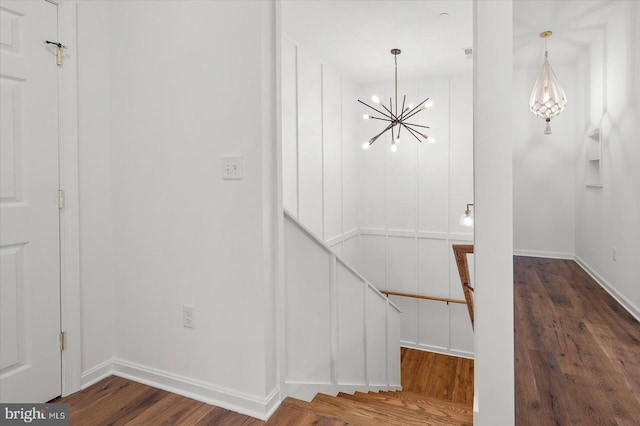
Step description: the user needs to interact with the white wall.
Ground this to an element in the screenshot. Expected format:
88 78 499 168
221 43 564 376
574 0 640 318
281 37 360 266
512 0 640 321
76 1 279 419
76 0 115 380
512 64 578 258
474 1 514 424
357 76 475 357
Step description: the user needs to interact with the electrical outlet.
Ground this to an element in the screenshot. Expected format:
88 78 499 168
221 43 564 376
612 247 617 262
183 304 195 329
222 155 243 180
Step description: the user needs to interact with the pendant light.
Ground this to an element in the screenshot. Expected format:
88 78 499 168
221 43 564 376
529 31 567 135
359 49 434 152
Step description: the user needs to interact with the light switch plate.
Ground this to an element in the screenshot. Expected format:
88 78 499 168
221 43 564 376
222 155 243 180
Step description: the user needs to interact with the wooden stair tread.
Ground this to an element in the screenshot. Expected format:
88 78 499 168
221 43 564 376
337 391 472 423
368 390 472 411
282 393 472 426
267 404 351 425
338 391 472 419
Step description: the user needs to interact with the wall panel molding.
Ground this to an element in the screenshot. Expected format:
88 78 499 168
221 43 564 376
357 76 474 357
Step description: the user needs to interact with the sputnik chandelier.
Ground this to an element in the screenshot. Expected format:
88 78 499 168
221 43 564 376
529 31 567 134
359 49 434 152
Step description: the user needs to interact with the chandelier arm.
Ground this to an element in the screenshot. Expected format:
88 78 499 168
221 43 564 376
401 123 423 143
370 123 395 143
402 98 428 118
401 95 406 118
358 99 394 120
402 97 431 121
369 116 392 122
381 102 399 120
386 98 399 120
403 122 431 129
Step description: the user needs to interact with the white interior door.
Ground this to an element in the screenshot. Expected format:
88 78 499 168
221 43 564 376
0 0 61 402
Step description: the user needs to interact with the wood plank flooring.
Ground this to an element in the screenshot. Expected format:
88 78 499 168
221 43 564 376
55 349 471 425
400 347 474 406
55 256 640 425
514 256 640 425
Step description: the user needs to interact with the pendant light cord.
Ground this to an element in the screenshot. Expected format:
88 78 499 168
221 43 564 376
545 37 548 58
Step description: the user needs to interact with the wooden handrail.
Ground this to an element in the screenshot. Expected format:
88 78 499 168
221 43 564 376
453 244 475 330
379 290 466 305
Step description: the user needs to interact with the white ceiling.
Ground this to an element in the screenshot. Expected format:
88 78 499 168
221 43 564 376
514 0 623 68
282 0 621 84
282 0 473 84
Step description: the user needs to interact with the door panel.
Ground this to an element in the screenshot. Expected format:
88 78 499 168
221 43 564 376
0 0 61 403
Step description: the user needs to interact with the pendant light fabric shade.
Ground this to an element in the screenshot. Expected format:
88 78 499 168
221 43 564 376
529 58 567 121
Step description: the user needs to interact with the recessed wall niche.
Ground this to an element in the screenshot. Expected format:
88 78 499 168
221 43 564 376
586 128 602 188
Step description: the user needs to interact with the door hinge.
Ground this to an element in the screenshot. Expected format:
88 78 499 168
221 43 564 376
59 332 65 351
58 189 64 209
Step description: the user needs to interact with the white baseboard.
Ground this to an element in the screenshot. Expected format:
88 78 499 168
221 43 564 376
473 395 479 423
81 358 280 421
401 342 474 360
81 359 114 389
513 249 574 260
574 255 640 323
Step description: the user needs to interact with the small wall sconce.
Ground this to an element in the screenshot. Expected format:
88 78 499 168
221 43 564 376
460 203 474 227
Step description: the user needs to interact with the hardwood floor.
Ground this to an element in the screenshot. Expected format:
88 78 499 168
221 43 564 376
56 256 640 425
514 256 640 425
400 347 474 406
55 349 471 425
55 376 266 425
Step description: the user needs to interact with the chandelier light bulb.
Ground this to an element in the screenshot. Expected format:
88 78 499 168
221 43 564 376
372 95 381 104
363 114 371 120
421 134 435 143
424 99 434 108
390 143 398 153
408 103 414 109
362 142 371 150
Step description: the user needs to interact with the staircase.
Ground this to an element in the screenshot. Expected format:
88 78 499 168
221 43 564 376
270 390 472 425
281 214 473 424
282 212 401 401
